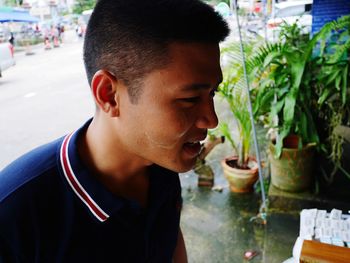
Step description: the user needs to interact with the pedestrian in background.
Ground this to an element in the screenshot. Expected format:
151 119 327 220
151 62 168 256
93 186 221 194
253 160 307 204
0 0 229 262
8 32 14 46
59 24 65 43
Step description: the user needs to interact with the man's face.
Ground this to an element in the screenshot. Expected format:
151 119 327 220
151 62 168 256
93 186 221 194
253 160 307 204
118 42 222 173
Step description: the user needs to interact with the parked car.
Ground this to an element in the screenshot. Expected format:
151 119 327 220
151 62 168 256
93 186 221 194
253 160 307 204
0 42 15 77
266 0 313 41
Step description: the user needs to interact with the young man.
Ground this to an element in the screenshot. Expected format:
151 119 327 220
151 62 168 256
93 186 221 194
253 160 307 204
0 0 229 262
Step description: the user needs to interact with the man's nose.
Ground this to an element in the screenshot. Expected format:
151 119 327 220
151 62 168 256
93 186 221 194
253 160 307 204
195 100 219 129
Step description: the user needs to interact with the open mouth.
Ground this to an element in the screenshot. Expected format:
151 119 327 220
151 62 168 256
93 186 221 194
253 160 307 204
183 141 202 157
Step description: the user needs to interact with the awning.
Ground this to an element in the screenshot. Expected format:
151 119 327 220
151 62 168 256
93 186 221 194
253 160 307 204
0 9 39 23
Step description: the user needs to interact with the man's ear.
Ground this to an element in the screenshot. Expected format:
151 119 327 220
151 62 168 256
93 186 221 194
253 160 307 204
91 70 120 117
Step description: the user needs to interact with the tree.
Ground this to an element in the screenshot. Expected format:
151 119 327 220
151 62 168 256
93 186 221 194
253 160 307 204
72 0 96 14
205 0 229 4
4 0 23 7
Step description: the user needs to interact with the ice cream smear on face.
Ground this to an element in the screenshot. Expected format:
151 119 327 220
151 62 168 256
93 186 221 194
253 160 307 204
145 131 203 156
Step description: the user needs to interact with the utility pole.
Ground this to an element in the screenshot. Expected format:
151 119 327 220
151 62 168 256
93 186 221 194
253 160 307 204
229 0 237 13
271 0 275 19
261 0 268 40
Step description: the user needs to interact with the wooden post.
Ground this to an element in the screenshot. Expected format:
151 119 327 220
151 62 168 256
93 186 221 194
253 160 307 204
300 240 350 263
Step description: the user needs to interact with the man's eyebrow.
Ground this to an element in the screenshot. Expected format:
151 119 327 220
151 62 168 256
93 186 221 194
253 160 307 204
181 80 223 91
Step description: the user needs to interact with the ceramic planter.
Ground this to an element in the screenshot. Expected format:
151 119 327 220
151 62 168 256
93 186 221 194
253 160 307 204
269 135 315 192
221 156 259 193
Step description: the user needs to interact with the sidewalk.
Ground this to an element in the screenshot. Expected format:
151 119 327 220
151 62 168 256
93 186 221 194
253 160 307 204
13 29 82 57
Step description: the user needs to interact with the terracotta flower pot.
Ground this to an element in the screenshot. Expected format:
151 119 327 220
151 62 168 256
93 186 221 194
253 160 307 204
221 156 259 193
269 135 315 192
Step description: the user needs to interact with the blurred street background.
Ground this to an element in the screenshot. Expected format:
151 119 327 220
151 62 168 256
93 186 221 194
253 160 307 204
0 33 94 169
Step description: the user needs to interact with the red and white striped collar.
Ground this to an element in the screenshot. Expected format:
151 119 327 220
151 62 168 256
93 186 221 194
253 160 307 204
60 132 109 222
59 120 177 223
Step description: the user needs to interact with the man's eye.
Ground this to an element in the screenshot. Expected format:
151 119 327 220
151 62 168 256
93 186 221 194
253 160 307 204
181 97 200 103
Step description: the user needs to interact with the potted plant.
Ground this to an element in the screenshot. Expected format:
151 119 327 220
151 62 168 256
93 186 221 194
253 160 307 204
250 22 318 192
217 44 260 193
308 15 350 187
248 15 350 192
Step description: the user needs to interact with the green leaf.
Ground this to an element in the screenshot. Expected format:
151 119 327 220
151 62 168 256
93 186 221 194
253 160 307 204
263 51 282 68
283 88 297 126
328 39 350 64
305 111 320 145
274 128 290 159
257 89 275 116
277 85 290 97
275 72 289 87
325 69 342 87
335 75 341 91
281 52 306 126
259 77 274 89
270 99 285 119
219 123 238 154
318 87 332 105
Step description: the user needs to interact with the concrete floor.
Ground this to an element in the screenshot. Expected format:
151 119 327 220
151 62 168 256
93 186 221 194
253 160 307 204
179 135 350 263
179 143 299 263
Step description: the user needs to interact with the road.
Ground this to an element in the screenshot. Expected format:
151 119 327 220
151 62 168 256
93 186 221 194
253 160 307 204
0 37 94 169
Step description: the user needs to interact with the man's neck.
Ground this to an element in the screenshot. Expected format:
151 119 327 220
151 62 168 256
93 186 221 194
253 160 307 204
77 117 151 207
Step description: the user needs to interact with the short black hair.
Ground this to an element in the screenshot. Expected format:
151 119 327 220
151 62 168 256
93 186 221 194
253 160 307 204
83 0 230 103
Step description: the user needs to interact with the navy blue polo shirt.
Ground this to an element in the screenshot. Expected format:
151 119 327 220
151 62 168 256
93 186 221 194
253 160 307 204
0 120 182 263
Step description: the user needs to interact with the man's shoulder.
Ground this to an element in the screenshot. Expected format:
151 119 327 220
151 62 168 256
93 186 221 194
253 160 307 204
0 136 64 203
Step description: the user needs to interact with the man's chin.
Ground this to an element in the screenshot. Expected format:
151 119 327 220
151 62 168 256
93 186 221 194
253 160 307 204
167 158 198 173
